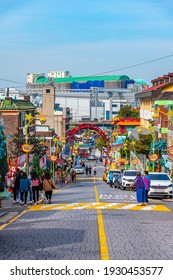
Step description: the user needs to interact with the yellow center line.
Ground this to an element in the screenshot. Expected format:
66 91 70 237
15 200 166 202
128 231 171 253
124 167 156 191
0 210 28 231
94 184 109 260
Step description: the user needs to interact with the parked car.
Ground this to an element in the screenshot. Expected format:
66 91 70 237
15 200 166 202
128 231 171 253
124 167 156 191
81 158 88 162
121 170 138 190
148 172 172 198
107 169 122 184
73 165 85 174
88 155 97 160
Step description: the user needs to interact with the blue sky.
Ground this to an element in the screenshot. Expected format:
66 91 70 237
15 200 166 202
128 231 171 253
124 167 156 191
0 0 173 87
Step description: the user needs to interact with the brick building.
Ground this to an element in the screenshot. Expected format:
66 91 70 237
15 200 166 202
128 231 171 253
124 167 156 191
0 96 55 171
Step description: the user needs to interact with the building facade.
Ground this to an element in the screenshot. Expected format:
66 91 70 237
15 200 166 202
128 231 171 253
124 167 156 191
26 72 147 121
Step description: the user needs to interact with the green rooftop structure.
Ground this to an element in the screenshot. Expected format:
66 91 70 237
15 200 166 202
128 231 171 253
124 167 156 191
34 74 131 84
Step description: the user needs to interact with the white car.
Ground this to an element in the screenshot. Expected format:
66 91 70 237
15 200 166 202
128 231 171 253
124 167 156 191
148 172 172 198
73 165 85 174
121 170 138 190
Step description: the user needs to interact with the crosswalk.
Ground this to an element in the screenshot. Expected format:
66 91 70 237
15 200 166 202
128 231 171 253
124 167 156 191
29 202 171 212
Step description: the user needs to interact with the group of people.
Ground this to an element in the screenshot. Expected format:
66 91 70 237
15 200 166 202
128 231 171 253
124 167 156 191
11 168 56 206
108 169 150 206
85 165 97 176
130 170 150 206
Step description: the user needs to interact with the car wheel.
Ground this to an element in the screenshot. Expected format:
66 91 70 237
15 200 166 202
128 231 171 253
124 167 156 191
120 185 125 190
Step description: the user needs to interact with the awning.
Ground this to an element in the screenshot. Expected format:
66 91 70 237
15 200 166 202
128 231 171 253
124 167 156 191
112 142 123 147
119 122 140 126
56 159 65 164
116 162 124 165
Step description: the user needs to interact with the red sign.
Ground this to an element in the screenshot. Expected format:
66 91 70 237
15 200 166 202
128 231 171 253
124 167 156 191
56 159 64 164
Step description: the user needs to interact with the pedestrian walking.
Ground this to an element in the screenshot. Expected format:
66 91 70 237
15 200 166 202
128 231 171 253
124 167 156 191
85 165 89 176
108 171 113 188
130 171 145 206
143 170 150 204
43 172 56 204
31 171 40 205
20 172 31 206
88 165 92 176
12 169 22 204
93 165 96 176
39 175 45 202
70 169 76 183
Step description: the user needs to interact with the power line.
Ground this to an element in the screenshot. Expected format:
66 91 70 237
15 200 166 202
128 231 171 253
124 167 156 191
0 78 25 85
1 54 173 86
92 54 173 76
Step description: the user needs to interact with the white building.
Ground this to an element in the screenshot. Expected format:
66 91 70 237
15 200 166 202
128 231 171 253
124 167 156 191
48 71 70 79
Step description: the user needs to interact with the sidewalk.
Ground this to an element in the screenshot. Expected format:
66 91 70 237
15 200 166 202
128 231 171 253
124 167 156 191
0 197 25 226
0 183 65 226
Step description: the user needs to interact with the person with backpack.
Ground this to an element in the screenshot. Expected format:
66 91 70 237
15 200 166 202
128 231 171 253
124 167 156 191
30 171 40 205
20 172 31 206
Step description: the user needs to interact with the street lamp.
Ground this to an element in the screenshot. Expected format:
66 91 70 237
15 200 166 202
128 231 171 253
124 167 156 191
131 140 137 169
123 142 129 170
23 112 46 176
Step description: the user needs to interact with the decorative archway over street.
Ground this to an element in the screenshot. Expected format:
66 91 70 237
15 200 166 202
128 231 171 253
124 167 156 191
68 123 109 145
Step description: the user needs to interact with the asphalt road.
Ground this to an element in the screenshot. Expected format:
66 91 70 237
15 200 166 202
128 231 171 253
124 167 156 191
0 162 173 260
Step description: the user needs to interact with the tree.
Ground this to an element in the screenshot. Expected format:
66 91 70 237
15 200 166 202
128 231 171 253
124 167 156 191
95 137 107 152
8 131 47 159
32 154 43 176
118 105 140 118
135 134 152 155
0 116 8 180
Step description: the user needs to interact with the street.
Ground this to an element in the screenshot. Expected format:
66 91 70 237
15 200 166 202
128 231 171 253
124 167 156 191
0 162 173 260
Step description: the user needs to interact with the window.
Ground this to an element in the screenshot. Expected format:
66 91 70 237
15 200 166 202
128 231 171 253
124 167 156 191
106 111 110 120
19 112 26 127
112 104 117 107
46 89 50 93
149 174 170 180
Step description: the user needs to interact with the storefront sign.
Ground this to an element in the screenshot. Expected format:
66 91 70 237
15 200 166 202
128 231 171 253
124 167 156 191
148 154 158 162
132 159 138 164
50 155 57 162
21 144 34 153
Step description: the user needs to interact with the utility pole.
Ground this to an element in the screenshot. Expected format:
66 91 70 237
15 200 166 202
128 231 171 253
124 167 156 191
90 87 99 120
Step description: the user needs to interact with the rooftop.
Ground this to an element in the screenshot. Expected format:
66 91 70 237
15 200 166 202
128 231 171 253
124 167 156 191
0 99 36 110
